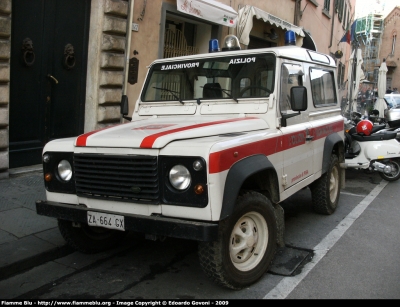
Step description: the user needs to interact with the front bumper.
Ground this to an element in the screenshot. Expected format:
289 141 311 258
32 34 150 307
36 200 219 242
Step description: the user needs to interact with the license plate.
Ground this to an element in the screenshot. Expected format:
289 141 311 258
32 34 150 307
87 211 125 231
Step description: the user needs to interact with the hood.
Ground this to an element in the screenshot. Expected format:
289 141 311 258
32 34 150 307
75 116 268 149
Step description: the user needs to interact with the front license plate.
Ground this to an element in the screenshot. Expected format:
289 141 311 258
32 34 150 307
87 211 125 231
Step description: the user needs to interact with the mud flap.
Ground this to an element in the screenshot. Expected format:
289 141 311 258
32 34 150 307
340 166 346 189
273 203 285 248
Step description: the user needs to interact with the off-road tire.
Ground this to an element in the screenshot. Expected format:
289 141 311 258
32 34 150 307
310 154 341 215
378 159 400 182
58 219 127 254
198 191 278 290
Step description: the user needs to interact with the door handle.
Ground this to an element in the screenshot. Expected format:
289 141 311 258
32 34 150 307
305 128 314 142
47 74 59 84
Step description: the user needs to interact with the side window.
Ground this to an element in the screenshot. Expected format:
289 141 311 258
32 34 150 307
280 63 303 113
310 68 337 106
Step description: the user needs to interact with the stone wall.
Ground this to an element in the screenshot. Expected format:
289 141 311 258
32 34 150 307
0 0 11 179
87 0 129 131
0 0 130 178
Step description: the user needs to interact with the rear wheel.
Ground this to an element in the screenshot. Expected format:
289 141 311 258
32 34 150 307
198 191 278 290
58 219 127 254
378 159 400 181
310 154 341 215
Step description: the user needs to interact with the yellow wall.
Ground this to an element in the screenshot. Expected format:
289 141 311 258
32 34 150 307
125 0 353 111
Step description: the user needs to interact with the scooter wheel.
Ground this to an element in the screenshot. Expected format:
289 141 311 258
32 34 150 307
378 159 400 182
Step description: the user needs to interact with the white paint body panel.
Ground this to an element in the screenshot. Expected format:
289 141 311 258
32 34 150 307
41 45 344 224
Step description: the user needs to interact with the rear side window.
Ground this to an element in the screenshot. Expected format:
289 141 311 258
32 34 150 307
310 68 337 107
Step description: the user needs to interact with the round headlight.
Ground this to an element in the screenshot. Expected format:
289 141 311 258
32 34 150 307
58 160 72 181
169 165 191 190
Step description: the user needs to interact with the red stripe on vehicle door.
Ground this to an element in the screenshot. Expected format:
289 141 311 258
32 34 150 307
209 119 344 174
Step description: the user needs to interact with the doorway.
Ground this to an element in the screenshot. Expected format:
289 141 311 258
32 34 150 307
9 0 91 168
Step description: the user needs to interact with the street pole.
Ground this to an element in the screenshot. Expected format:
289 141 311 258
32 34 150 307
349 39 359 116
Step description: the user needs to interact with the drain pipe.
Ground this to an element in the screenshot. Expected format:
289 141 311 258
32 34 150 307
294 0 301 26
121 0 135 123
329 0 336 48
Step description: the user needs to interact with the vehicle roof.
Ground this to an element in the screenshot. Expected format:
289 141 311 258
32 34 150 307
149 46 336 68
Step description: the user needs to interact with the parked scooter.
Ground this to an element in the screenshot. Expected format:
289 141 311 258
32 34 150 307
368 109 400 140
342 112 400 181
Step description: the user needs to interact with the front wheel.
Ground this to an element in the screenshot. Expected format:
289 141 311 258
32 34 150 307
198 191 278 290
378 159 400 181
310 154 341 215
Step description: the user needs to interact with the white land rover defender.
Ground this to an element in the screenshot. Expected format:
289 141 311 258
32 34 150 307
36 34 345 290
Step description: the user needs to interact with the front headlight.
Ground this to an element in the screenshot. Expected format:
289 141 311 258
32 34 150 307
160 156 208 207
58 160 72 181
43 151 75 194
169 165 191 190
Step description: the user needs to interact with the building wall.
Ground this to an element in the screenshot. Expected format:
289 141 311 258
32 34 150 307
1 0 355 177
126 0 356 112
380 6 399 90
0 0 10 179
299 0 356 101
84 0 130 132
126 0 299 112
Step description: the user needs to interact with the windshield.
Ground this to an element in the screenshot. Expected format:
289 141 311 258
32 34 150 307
141 53 276 102
385 95 400 108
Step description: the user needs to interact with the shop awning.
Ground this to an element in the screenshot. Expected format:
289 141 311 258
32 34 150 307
177 0 238 28
237 5 305 46
302 30 317 51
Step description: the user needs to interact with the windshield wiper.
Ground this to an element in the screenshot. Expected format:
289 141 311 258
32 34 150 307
221 88 238 102
153 87 183 104
200 86 238 102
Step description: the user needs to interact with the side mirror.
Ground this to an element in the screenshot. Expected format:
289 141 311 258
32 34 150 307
281 86 307 127
290 86 307 111
120 95 132 121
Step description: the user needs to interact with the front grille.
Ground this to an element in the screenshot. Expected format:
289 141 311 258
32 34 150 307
74 154 159 204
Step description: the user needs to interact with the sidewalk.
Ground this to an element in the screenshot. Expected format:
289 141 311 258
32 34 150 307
0 167 72 281
1 166 399 298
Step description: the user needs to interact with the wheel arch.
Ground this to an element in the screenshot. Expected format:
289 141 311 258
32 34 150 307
322 133 345 174
219 154 279 221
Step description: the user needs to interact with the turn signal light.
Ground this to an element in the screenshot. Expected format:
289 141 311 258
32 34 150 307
194 184 205 195
44 173 52 182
